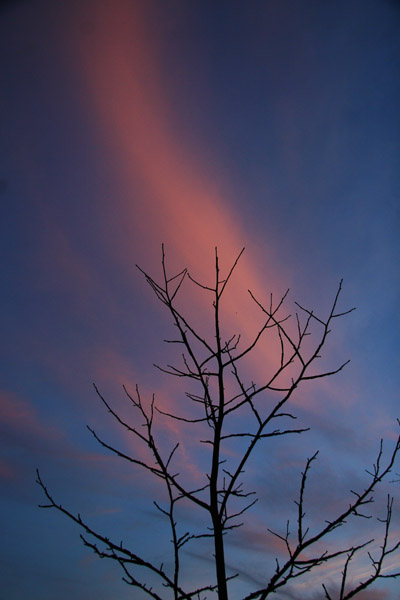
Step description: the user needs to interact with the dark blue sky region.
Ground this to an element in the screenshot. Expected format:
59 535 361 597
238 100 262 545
1 1 399 599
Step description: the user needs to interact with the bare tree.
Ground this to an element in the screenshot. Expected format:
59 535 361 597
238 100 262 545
37 247 400 600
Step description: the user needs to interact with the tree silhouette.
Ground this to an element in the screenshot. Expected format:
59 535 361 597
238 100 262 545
37 247 400 599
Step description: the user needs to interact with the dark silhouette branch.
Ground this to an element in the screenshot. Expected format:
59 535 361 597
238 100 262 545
37 248 399 600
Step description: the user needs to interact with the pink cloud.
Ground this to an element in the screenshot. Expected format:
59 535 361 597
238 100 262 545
70 0 290 368
0 458 15 480
0 388 130 489
15 1 355 439
313 585 391 600
0 389 62 442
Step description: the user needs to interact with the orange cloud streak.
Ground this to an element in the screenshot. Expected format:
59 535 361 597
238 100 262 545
61 1 362 432
71 0 290 386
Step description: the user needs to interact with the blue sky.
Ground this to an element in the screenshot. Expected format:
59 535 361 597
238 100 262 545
1 1 399 598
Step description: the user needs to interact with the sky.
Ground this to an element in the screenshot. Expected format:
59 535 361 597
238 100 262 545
1 0 400 598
